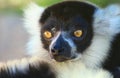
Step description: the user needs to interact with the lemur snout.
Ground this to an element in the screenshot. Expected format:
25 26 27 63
50 40 76 62
51 47 64 56
51 45 68 62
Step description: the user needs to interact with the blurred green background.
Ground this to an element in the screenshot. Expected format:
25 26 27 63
0 0 120 14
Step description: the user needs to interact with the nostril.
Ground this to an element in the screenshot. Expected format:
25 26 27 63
51 49 58 55
51 48 65 55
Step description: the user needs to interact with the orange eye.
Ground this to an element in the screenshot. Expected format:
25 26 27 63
43 31 52 39
74 30 83 37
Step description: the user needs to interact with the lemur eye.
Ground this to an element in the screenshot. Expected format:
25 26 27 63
74 30 83 37
43 31 52 39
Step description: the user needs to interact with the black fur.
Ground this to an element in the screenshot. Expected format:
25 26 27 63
0 62 56 78
103 34 120 78
40 1 96 24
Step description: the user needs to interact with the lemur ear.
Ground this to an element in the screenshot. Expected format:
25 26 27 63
24 2 45 36
93 4 120 36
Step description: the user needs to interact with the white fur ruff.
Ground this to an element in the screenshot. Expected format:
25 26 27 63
82 4 120 68
23 3 51 60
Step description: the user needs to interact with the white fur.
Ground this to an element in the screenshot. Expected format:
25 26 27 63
82 4 120 68
0 56 42 74
81 34 111 68
54 62 113 78
0 56 113 78
94 4 120 37
24 3 51 60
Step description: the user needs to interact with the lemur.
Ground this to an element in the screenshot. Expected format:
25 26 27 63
0 1 120 78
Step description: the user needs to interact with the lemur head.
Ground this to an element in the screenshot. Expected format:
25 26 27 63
25 1 120 68
40 1 96 62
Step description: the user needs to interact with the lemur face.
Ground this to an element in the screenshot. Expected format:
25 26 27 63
40 1 96 62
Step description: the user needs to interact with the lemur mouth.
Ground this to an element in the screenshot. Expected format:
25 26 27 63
53 55 76 62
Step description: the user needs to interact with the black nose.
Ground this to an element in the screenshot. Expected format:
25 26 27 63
50 35 73 62
51 47 74 62
51 47 64 56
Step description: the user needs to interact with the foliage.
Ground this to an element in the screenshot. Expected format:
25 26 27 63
0 0 120 13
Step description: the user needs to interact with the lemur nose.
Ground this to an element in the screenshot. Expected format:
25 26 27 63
51 47 64 56
51 49 58 55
